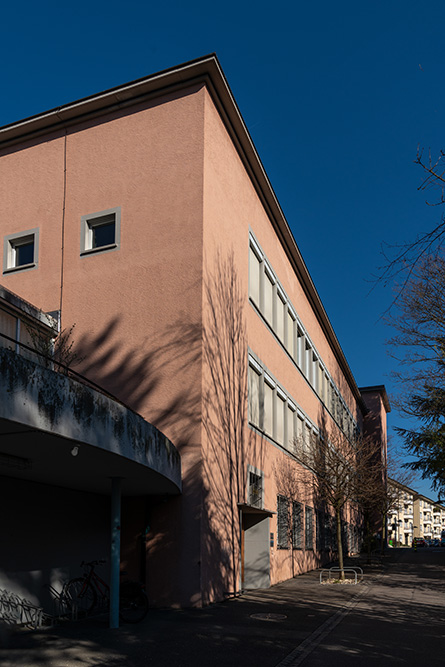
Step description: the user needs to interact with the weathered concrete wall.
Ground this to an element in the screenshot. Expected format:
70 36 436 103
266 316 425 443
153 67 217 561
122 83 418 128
0 348 181 493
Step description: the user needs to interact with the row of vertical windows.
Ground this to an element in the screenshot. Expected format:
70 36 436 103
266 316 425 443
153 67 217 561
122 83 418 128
249 235 357 441
277 496 360 553
293 501 304 548
248 355 317 454
277 496 313 550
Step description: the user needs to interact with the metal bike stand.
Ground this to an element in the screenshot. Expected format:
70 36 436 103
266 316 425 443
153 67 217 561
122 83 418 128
319 566 363 584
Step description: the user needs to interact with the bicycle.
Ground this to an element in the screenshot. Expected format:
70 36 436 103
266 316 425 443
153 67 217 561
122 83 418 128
64 559 149 623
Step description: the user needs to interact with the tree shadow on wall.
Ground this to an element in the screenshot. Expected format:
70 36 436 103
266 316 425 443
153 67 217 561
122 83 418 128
200 250 264 602
71 311 202 450
21 249 261 606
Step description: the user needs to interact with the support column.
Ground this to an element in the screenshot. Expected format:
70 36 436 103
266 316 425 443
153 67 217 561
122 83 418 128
110 477 122 629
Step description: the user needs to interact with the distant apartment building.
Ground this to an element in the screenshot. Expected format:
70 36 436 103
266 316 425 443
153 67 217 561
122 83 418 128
387 480 415 546
415 495 445 540
388 479 445 545
0 55 389 613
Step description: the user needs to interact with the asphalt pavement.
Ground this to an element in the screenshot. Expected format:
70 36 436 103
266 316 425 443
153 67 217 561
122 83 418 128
2 548 445 666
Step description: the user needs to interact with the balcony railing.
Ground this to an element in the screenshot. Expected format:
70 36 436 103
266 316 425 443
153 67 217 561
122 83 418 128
0 330 133 412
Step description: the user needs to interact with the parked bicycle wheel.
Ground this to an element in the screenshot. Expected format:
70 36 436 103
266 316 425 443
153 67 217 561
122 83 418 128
119 581 148 623
64 577 97 615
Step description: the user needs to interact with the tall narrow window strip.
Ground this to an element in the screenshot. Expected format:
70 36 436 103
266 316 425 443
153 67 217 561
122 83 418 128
312 353 318 392
302 422 310 458
318 363 323 398
277 496 289 548
264 272 274 326
296 415 304 457
286 310 295 358
287 405 295 451
249 246 261 307
305 343 312 381
324 372 329 405
305 507 314 549
292 501 303 549
248 365 261 427
297 329 304 372
276 393 285 445
330 385 336 416
276 293 285 342
263 380 274 436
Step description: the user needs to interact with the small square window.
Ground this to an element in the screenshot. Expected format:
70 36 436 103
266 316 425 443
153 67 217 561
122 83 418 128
248 471 263 508
247 465 264 510
3 229 39 273
81 207 121 256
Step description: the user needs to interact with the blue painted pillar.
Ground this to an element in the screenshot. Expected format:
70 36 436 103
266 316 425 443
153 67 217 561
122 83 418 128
110 477 122 629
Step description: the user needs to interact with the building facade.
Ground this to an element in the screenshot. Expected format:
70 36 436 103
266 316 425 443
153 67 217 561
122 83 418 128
387 479 445 545
0 55 389 610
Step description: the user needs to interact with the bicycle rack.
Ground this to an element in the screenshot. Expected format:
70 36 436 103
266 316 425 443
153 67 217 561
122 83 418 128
45 583 79 623
0 588 45 629
319 566 363 585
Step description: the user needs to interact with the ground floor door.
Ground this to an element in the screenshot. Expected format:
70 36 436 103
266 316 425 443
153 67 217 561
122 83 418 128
242 513 270 590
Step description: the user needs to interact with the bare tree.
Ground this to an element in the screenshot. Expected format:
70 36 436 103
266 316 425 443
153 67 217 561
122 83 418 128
201 249 258 599
273 457 312 578
294 428 384 579
378 149 445 299
416 148 445 207
25 320 85 372
379 447 418 550
386 256 445 497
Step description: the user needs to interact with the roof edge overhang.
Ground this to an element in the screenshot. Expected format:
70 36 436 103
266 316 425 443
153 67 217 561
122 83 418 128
0 54 364 412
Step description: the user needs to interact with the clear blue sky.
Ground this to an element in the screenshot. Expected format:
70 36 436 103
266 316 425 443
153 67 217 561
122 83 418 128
2 0 444 499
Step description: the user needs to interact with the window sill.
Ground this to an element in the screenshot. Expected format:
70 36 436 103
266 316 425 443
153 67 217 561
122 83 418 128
81 243 117 257
3 262 36 274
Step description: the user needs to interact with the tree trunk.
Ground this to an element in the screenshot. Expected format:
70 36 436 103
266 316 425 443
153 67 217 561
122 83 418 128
336 509 345 580
365 514 372 564
380 510 387 555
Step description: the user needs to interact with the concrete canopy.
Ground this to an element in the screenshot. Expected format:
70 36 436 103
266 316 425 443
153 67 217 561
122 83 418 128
0 348 181 496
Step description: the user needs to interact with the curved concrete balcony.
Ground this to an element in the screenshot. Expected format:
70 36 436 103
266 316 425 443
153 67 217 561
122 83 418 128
0 347 181 496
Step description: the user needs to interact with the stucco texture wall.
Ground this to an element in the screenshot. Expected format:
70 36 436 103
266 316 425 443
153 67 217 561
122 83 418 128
0 85 207 607
200 88 359 593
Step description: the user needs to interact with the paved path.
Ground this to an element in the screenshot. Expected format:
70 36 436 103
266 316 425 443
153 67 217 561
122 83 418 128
2 549 444 666
294 549 445 666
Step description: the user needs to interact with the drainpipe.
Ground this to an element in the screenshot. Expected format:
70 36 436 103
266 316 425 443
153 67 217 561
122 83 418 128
110 477 122 629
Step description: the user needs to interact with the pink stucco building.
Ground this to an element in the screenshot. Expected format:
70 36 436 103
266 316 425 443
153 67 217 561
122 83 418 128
0 55 389 614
